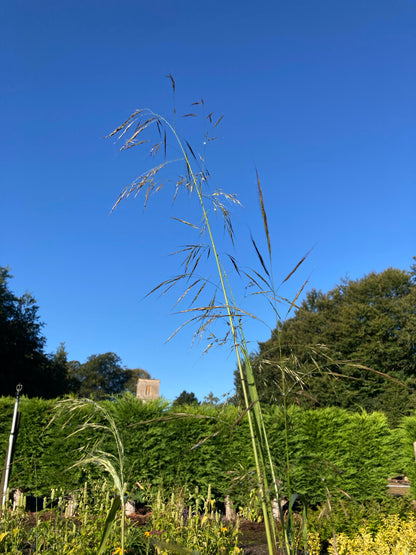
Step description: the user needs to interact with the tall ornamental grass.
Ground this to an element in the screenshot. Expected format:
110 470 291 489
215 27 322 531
50 398 129 555
107 82 311 554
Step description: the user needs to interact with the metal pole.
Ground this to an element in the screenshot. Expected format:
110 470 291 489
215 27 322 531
1 384 22 509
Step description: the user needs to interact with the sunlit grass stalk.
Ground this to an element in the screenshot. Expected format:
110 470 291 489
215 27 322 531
222 269 281 549
156 114 280 554
108 98 304 554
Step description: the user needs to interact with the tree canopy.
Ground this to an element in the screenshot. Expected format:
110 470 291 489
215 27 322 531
173 390 199 406
235 261 416 422
67 352 133 399
0 267 68 398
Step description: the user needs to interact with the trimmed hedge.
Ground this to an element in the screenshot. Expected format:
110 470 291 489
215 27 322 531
0 394 411 505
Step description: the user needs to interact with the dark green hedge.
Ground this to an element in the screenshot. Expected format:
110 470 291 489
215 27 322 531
0 395 410 506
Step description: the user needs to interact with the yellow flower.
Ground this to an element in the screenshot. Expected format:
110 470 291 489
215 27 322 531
112 548 122 555
221 526 227 533
144 531 150 537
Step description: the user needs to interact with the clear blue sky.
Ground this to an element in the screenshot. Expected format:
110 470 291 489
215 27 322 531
1 1 415 401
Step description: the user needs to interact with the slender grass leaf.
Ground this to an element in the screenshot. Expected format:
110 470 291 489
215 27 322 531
346 363 408 386
171 217 200 230
227 254 241 276
281 247 313 284
191 431 219 449
251 234 270 278
185 139 197 160
96 495 121 555
190 280 208 306
286 277 310 317
230 401 257 432
173 279 203 308
256 168 271 260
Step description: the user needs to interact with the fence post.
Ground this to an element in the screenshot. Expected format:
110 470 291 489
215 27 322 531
1 384 23 510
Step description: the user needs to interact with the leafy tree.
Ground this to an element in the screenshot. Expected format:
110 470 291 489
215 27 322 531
173 390 199 406
235 262 416 422
68 352 131 399
0 267 69 398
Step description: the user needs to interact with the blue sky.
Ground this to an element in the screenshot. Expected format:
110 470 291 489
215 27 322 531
1 1 415 402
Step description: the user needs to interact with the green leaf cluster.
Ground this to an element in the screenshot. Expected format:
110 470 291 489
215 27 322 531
235 263 416 425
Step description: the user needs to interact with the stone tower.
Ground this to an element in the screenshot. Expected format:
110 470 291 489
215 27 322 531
136 378 160 402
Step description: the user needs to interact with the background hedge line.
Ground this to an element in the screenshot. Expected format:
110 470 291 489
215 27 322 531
0 394 413 506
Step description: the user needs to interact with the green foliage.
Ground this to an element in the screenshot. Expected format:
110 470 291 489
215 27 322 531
173 391 200 406
67 352 132 399
264 406 395 506
235 263 416 424
0 480 147 554
328 513 416 554
147 486 241 554
396 415 416 497
307 496 416 552
1 395 404 510
0 268 69 398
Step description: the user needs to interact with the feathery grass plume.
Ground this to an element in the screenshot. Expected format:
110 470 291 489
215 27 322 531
107 95 311 554
50 398 128 555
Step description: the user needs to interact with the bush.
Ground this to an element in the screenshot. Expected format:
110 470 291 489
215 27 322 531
0 395 409 507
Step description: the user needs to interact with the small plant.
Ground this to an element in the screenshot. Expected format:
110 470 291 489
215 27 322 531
146 485 241 554
0 481 146 554
306 496 416 553
238 487 263 523
328 514 416 555
51 398 129 554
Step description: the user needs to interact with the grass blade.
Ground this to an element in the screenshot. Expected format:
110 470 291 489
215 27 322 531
251 234 270 278
96 494 121 555
256 168 271 260
281 247 313 284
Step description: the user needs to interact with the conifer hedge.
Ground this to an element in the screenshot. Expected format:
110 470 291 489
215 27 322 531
0 395 412 506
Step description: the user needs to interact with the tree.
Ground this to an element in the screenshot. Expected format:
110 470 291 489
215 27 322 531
235 263 416 422
68 352 131 399
0 267 69 398
172 390 199 406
